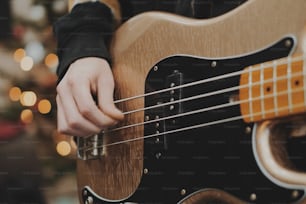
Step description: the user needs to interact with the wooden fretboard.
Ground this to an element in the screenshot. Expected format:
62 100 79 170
239 54 305 123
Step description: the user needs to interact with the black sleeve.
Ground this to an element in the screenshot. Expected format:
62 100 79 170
53 1 116 82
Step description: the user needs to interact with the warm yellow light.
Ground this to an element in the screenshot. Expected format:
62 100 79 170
45 53 59 69
9 87 22 101
20 109 33 124
20 91 37 106
13 48 26 62
20 56 34 71
56 141 71 156
38 99 52 114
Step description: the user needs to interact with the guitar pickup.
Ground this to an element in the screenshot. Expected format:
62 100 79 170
144 69 184 156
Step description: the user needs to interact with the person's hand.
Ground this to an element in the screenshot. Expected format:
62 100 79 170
56 57 124 137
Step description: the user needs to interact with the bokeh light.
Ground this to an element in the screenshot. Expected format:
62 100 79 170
20 109 34 124
20 91 37 106
13 48 26 62
25 41 45 63
20 56 34 71
56 141 71 156
45 53 58 69
9 86 22 101
38 99 51 114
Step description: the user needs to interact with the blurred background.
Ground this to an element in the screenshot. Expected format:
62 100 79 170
0 0 78 203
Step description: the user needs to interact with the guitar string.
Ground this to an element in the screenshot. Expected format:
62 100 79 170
95 80 306 131
80 101 306 152
78 85 306 152
114 69 304 118
110 74 305 133
113 54 303 105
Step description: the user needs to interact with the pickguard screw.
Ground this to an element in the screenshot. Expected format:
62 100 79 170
211 61 217 68
155 152 162 159
292 190 299 199
245 126 252 134
154 66 158 71
250 193 257 201
144 168 149 174
180 189 187 195
285 39 292 47
85 196 93 204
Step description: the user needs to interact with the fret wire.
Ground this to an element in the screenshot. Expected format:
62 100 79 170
248 66 254 121
260 63 265 119
273 60 279 116
287 56 293 113
303 53 306 108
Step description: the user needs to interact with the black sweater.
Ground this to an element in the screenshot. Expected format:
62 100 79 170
54 0 247 82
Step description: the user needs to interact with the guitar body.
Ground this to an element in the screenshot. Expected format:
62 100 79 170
76 0 306 203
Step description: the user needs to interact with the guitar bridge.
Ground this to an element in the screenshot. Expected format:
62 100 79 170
77 133 104 160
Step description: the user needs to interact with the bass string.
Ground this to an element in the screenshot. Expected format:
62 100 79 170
79 87 306 152
80 102 306 152
117 69 305 117
109 84 305 133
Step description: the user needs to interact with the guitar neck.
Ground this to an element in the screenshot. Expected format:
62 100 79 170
239 54 305 123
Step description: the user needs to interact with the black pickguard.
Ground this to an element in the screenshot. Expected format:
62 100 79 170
81 37 306 204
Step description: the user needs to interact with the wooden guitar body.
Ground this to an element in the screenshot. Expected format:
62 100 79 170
76 0 306 203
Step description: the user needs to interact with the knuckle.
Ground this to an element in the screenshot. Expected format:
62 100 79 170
67 78 78 88
57 126 70 135
66 118 81 130
79 106 94 117
56 84 64 94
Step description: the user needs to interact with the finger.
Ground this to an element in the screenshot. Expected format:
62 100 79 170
57 94 99 137
70 77 118 129
57 84 101 136
97 74 124 122
57 95 81 136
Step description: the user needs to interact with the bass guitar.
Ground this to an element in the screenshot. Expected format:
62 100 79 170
76 0 306 203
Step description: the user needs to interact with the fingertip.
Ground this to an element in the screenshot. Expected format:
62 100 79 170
103 103 124 121
113 106 125 120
